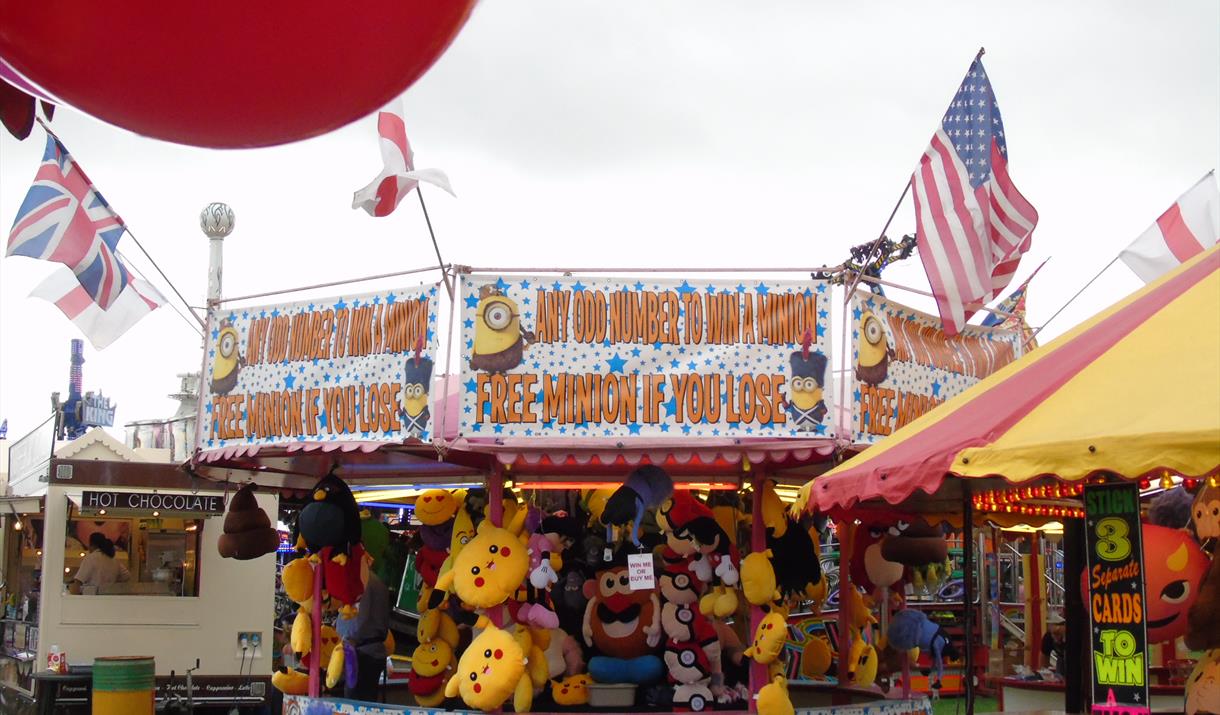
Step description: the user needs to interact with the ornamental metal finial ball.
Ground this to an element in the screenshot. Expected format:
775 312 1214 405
200 203 235 239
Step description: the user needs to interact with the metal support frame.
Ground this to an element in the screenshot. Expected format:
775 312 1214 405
963 484 976 715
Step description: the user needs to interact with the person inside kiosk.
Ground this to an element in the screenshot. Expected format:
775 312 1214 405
68 532 130 595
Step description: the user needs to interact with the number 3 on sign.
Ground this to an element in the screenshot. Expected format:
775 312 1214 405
1095 517 1132 561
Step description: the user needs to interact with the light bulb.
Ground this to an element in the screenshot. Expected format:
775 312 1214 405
12 521 22 531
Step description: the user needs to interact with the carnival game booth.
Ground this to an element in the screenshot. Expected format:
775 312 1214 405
0 451 280 712
796 245 1220 715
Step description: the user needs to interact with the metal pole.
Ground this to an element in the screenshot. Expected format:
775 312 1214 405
963 484 976 715
416 188 454 300
1063 516 1087 713
836 520 854 685
841 181 912 302
748 474 767 713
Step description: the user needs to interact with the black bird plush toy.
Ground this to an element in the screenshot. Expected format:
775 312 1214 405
296 470 362 563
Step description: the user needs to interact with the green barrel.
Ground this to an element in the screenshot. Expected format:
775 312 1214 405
92 656 155 715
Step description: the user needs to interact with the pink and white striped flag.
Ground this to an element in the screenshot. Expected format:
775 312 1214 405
1120 172 1219 283
30 266 165 349
352 99 453 217
911 56 1039 336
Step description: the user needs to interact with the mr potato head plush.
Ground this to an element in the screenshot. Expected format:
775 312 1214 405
583 549 664 685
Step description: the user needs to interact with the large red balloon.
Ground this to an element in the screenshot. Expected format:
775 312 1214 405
0 1 476 147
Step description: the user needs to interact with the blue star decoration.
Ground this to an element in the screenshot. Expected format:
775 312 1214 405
464 293 480 309
931 380 942 398
755 282 769 295
386 292 397 305
464 379 478 393
676 280 697 296
284 375 296 389
605 354 628 373
332 299 347 312
572 281 587 292
495 277 511 292
520 280 531 289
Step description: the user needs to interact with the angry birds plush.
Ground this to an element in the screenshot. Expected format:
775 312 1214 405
470 285 534 373
855 309 894 386
409 639 456 706
435 520 529 609
217 483 279 560
848 636 879 688
210 320 243 395
744 610 787 665
583 555 661 658
601 465 674 547
757 675 795 715
1186 649 1220 715
445 622 533 712
742 549 780 606
400 353 433 437
850 523 905 594
785 347 827 429
551 673 592 706
297 471 362 560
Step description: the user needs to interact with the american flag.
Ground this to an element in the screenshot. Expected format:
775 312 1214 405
911 57 1039 336
6 132 131 309
982 259 1045 347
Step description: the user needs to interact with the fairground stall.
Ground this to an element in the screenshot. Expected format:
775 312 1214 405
795 245 1220 715
0 427 279 712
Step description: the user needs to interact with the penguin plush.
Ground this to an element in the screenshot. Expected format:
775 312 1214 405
297 471 362 560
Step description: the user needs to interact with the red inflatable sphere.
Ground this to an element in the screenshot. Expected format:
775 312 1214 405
0 1 476 147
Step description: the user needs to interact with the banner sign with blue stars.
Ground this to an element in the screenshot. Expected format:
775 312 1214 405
198 284 440 452
458 275 834 438
849 291 1023 444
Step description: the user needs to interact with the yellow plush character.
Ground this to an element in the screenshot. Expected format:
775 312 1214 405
290 610 312 656
848 637 878 687
583 489 615 528
847 587 878 636
513 624 550 694
444 622 533 712
410 639 456 707
742 550 780 606
757 675 795 715
800 635 832 678
744 610 787 664
759 481 788 538
272 667 310 695
416 489 461 526
434 520 529 609
282 557 316 605
551 673 592 706
325 640 345 689
418 608 461 650
1187 649 1220 715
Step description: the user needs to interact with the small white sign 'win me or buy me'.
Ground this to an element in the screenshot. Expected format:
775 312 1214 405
627 553 655 590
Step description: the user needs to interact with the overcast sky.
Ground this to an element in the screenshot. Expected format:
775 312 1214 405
1 0 1217 444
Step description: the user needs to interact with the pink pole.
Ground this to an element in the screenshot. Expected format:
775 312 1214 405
836 521 854 688
308 559 324 697
748 474 767 713
489 464 504 528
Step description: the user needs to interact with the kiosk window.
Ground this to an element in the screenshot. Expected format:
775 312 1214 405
65 516 201 597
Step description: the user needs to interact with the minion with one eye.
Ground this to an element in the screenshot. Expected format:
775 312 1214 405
470 285 534 373
855 309 895 386
210 320 244 395
785 350 828 430
401 355 433 437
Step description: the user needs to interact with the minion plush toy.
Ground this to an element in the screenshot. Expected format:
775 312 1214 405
470 284 534 373
785 350 827 429
210 319 243 395
401 354 433 438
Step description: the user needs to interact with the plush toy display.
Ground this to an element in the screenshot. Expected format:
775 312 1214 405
418 608 461 650
601 465 674 547
847 636 878 688
551 673 593 706
744 610 787 665
409 638 456 706
759 482 789 538
583 555 661 659
661 597 722 711
1195 483 1220 540
519 533 561 629
766 518 823 602
741 550 779 606
445 621 533 712
297 471 363 561
1186 649 1220 715
756 675 795 715
271 667 310 695
434 520 529 609
880 609 959 688
800 636 832 678
217 483 279 560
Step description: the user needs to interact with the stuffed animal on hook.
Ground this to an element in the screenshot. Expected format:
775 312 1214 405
601 465 674 547
217 482 279 560
408 638 456 706
434 520 529 610
757 675 795 715
1186 648 1220 715
517 532 561 630
744 609 787 665
661 598 721 712
445 620 533 712
297 470 362 560
878 609 959 689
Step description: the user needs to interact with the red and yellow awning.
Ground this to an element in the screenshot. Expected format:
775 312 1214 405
800 244 1220 513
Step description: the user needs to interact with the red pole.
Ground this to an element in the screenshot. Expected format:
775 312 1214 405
836 521 854 687
308 559 324 697
489 463 504 528
748 473 766 713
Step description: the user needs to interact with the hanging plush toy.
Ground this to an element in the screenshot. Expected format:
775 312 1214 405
601 465 674 547
416 489 459 588
434 520 529 610
847 636 878 688
445 620 534 712
879 609 959 689
518 532 561 629
758 481 789 538
756 675 795 715
408 639 455 706
744 610 787 665
800 636 832 678
217 483 279 560
296 471 367 613
666 503 737 619
766 517 823 602
742 550 780 606
418 608 461 650
661 598 721 712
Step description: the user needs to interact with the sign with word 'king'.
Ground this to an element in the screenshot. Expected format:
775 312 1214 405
200 285 439 451
849 291 1023 444
458 276 833 438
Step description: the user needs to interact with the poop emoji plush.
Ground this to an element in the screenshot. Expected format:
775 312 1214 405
409 639 456 707
601 465 674 547
435 520 528 609
445 621 533 712
757 675 795 715
217 483 279 560
551 673 592 706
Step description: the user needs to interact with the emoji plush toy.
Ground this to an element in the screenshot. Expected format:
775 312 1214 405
409 639 456 706
435 520 529 610
757 675 795 715
445 621 533 712
601 465 674 547
551 673 592 706
217 483 279 560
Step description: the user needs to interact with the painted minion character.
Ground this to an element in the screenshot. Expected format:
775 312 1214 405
401 355 433 437
855 309 895 386
786 350 828 429
211 319 243 395
470 285 534 373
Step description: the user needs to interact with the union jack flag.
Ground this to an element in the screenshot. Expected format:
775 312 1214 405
6 132 131 309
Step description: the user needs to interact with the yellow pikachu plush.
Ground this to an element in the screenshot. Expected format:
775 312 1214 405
434 520 529 609
757 675 795 715
744 610 787 664
445 621 533 712
742 550 779 606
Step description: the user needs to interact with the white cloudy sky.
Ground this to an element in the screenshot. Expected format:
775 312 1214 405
1 0 1217 443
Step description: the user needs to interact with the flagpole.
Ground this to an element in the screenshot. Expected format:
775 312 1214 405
123 228 206 328
842 46 986 304
1024 255 1119 348
416 187 454 300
